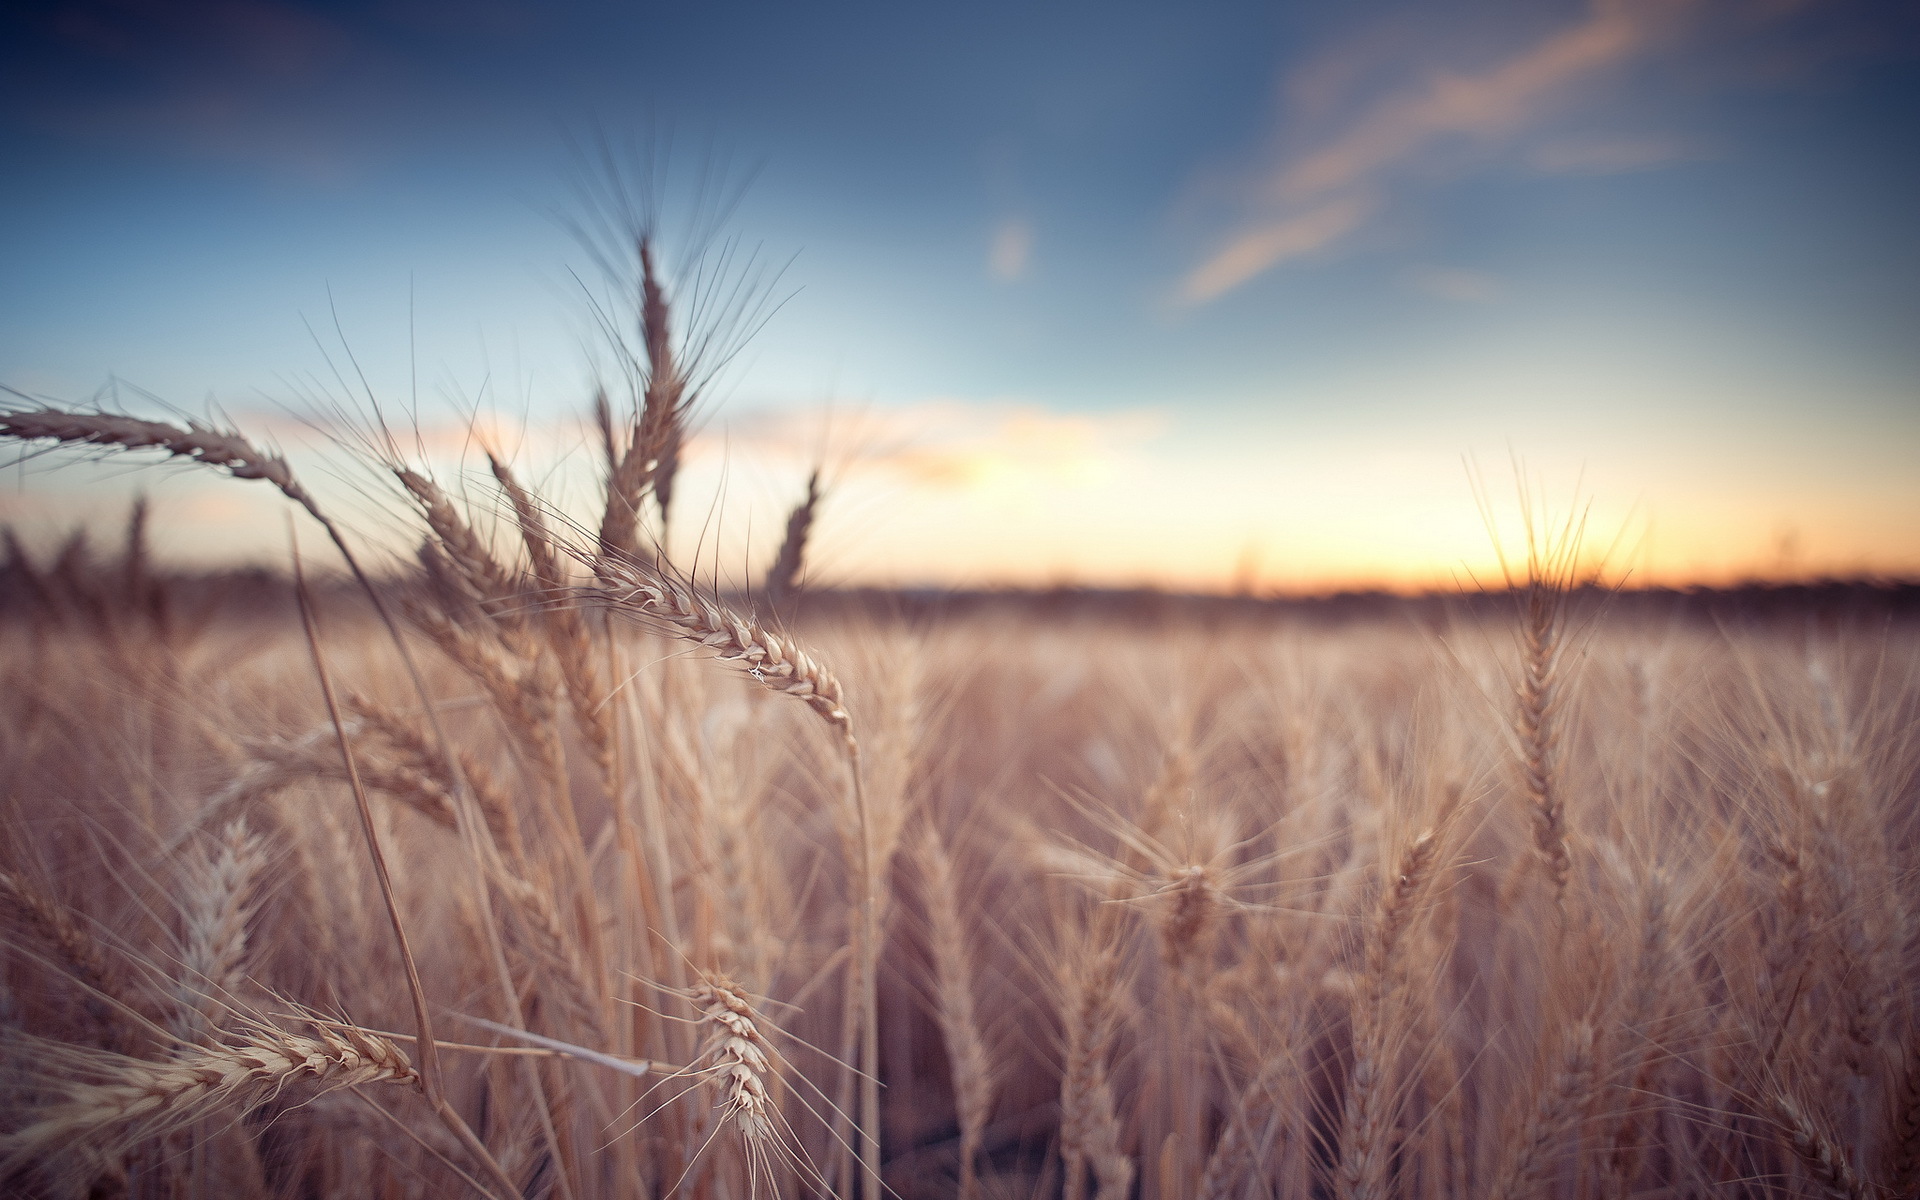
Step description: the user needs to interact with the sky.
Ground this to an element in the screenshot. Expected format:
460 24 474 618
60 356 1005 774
2 0 1918 592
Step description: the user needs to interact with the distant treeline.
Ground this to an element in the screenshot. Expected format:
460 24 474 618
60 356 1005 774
3 536 1915 631
793 579 1920 627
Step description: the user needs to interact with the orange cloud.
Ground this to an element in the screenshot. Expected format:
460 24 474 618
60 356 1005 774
713 399 1164 491
858 403 1163 491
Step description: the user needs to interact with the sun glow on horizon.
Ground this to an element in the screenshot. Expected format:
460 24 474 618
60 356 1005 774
4 395 1914 598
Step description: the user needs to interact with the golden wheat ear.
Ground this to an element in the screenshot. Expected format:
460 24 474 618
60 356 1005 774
0 1021 419 1186
0 402 320 519
764 467 822 613
584 548 853 742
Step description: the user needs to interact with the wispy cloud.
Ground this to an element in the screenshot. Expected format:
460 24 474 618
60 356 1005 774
1528 133 1699 174
1275 2 1679 200
1404 265 1502 303
1177 195 1374 305
1177 0 1720 304
988 217 1034 282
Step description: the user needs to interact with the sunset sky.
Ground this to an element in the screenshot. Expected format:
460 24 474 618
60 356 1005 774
3 0 1917 592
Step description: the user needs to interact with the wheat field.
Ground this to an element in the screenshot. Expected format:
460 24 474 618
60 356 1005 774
1 245 1916 1200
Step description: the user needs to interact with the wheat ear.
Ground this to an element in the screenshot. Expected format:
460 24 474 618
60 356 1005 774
1770 1090 1870 1200
1516 573 1571 906
764 468 820 611
1488 1019 1596 1200
637 236 687 526
396 467 517 608
170 818 266 1043
0 404 312 509
1337 821 1446 1200
0 1023 417 1173
0 872 139 1011
1883 1028 1920 1197
914 820 994 1200
588 554 852 742
595 237 687 560
1059 922 1133 1200
343 695 526 862
690 978 778 1147
489 453 618 792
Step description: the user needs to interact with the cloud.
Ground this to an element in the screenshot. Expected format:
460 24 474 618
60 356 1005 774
1180 0 1711 304
719 399 1165 492
886 404 1162 490
1273 2 1681 202
988 218 1034 282
1178 195 1375 304
1404 265 1502 302
1529 133 1698 174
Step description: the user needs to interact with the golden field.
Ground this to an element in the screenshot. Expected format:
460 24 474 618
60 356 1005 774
0 486 1915 1198
0 235 1915 1199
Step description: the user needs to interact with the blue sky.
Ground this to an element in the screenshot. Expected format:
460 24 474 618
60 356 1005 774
3 0 1918 589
